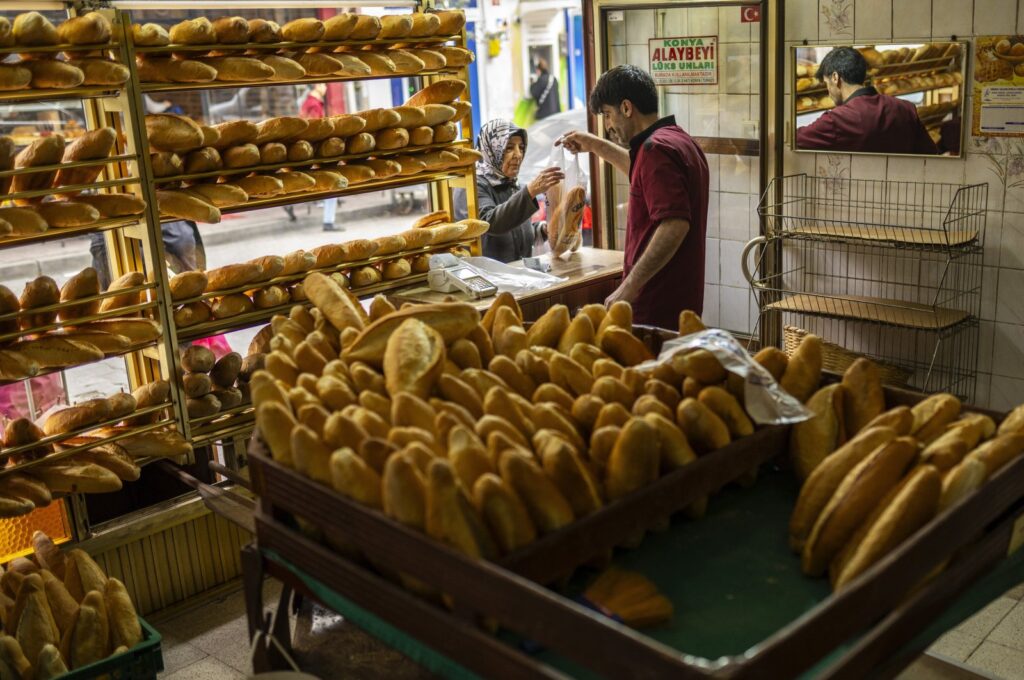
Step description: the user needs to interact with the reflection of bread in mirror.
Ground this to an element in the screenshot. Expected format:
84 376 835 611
795 77 816 92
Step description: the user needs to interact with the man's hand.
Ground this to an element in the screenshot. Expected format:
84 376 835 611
557 130 601 154
527 166 564 198
605 280 638 307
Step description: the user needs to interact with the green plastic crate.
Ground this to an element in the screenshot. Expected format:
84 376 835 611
62 617 164 680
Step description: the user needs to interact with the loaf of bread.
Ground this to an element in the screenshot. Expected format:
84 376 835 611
376 127 409 150
211 120 259 149
201 125 219 147
36 202 100 228
432 10 467 35
12 136 66 205
228 174 284 198
247 19 281 43
174 301 211 328
59 267 100 322
349 16 382 40
14 12 58 46
437 46 474 68
205 56 275 82
363 159 401 178
156 190 220 223
334 54 371 77
296 53 342 77
9 335 104 368
184 146 222 174
19 276 60 331
50 329 129 355
322 13 358 40
136 57 217 84
432 122 458 144
0 207 46 235
0 64 31 91
389 50 426 75
259 142 287 164
222 143 260 168
277 171 316 194
132 23 170 46
206 262 262 291
378 15 414 39
150 151 182 178
75 193 146 218
407 49 446 71
253 286 289 309
359 52 396 75
420 104 457 127
211 294 254 319
212 16 249 43
169 18 215 45
70 59 130 86
98 271 146 313
185 182 247 207
259 55 305 81
406 79 466 106
351 266 383 288
382 259 411 280
308 170 347 192
282 17 324 42
286 140 314 162
24 60 84 89
317 137 345 157
451 100 473 123
146 114 204 153
335 164 376 184
345 133 376 155
255 116 308 145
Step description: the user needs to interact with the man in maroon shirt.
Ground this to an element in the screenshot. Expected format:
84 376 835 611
797 47 938 154
559 65 709 329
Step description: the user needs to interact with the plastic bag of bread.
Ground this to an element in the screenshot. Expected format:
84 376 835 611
544 143 588 258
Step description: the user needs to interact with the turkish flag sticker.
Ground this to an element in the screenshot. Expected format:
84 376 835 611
741 5 761 22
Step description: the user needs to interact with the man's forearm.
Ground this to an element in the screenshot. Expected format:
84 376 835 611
590 137 631 175
622 219 689 293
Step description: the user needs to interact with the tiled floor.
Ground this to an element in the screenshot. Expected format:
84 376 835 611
154 579 1024 679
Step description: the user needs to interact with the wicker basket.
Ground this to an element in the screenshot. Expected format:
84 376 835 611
783 325 913 386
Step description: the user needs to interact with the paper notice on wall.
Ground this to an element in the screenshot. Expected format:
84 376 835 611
972 35 1024 137
647 36 718 86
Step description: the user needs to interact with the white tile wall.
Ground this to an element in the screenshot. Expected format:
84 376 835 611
689 7 719 36
702 284 721 326
660 8 689 37
719 6 752 42
705 237 721 284
779 0 1024 407
720 154 755 194
932 0 973 38
721 192 753 241
626 10 655 45
720 285 752 332
720 239 749 287
892 0 933 39
992 322 1024 380
786 0 820 40
973 0 1018 35
855 0 893 40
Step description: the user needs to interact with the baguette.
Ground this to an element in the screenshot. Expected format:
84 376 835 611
406 79 466 106
388 50 426 75
790 384 846 480
75 193 146 217
780 334 822 402
437 46 474 68
14 12 58 46
227 175 283 198
407 48 446 71
246 18 280 42
169 17 215 44
24 59 84 89
0 64 31 91
260 55 305 81
287 141 314 162
255 116 308 145
344 302 478 365
910 393 961 444
98 271 146 313
70 58 129 86
801 436 917 576
58 267 100 322
72 318 161 344
282 17 324 42
211 120 259 149
323 13 358 40
832 464 941 590
184 146 222 173
349 16 382 40
35 202 99 228
433 10 467 35
137 57 217 84
49 330 128 355
150 151 182 177
20 276 60 331
53 127 116 195
963 432 1024 477
12 136 65 205
205 56 275 82
132 22 169 46
146 114 204 153
334 54 371 76
222 143 260 168
841 358 884 435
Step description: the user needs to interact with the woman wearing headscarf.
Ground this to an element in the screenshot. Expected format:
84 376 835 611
468 119 563 262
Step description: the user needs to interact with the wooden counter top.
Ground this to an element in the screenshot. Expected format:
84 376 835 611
390 247 624 311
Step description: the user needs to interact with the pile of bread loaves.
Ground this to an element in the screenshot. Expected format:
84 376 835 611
178 345 254 420
0 532 144 674
151 80 480 224
0 267 162 382
0 129 146 236
253 278 806 565
0 381 190 517
169 211 487 329
0 12 129 92
133 12 471 84
789 353 1024 591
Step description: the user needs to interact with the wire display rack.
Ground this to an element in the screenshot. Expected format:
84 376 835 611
747 174 987 398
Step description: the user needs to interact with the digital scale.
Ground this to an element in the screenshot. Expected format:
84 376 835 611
426 253 499 299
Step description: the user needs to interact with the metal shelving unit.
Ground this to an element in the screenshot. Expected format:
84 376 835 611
115 2 480 446
747 174 986 398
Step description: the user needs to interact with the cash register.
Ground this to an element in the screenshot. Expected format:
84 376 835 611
426 253 499 299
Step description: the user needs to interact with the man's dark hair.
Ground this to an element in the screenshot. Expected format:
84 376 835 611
589 64 659 115
817 46 868 85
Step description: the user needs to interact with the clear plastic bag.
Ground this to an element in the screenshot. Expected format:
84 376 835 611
637 329 814 426
544 144 587 258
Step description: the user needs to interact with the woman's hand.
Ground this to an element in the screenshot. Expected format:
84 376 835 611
557 131 601 154
527 166 565 198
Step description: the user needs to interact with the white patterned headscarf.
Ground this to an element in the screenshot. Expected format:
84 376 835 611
477 119 528 187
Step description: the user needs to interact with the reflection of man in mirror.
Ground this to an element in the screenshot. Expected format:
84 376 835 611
797 47 938 154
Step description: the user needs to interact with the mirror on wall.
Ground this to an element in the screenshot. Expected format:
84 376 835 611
792 42 966 157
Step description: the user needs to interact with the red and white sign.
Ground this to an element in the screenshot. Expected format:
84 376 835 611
741 5 761 22
647 36 718 86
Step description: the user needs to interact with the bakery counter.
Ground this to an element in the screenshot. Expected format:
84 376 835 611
389 247 624 320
